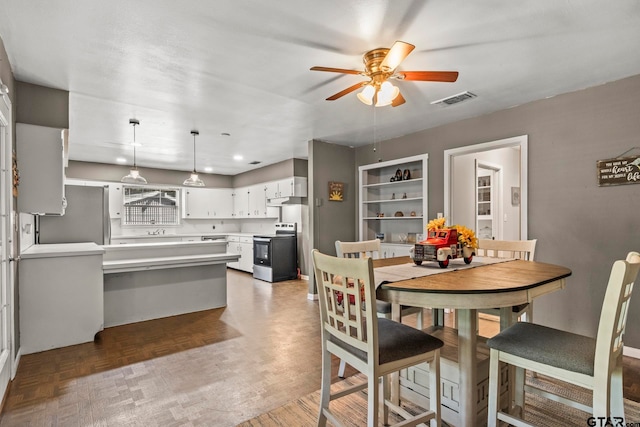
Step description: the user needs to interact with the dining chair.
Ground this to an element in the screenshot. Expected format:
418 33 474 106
476 238 537 326
312 249 443 427
486 251 640 426
335 239 424 378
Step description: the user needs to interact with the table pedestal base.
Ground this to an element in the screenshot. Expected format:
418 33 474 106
399 326 510 427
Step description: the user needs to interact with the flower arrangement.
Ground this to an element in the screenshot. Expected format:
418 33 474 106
425 218 478 249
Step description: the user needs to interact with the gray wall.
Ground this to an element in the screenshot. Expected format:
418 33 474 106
232 158 307 187
353 74 640 347
16 81 69 128
67 160 234 187
308 139 356 293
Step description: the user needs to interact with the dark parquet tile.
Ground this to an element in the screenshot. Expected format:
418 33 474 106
0 268 638 426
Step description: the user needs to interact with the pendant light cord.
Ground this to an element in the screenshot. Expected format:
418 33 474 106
132 123 137 168
193 133 197 173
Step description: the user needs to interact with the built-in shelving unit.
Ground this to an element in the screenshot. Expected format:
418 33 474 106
476 173 493 239
359 154 428 257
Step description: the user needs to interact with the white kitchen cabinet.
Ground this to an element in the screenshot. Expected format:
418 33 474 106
183 187 234 219
380 243 413 259
359 154 428 258
232 187 249 218
266 177 308 199
248 184 266 217
226 235 254 273
108 183 123 218
16 123 66 215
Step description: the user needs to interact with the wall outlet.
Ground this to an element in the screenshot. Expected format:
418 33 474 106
437 212 443 218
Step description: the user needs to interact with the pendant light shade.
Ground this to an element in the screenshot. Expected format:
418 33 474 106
183 130 205 187
121 118 148 184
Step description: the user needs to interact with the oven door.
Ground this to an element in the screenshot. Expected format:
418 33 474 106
253 237 272 267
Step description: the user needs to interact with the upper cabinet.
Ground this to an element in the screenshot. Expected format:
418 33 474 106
266 177 308 199
182 187 234 219
16 123 66 215
233 184 278 218
359 154 428 247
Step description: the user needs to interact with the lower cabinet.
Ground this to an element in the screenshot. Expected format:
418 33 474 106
227 235 254 273
381 243 413 259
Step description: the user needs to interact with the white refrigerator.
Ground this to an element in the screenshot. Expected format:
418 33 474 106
38 184 111 245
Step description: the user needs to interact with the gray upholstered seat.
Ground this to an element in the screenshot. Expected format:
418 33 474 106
487 322 595 376
330 317 443 365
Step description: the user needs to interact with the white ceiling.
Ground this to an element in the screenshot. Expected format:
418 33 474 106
1 1 640 175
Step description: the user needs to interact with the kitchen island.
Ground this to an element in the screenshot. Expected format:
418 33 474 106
102 240 240 327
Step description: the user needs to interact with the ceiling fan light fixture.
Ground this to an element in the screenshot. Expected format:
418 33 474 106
121 118 147 184
376 81 400 107
357 84 375 105
183 130 205 187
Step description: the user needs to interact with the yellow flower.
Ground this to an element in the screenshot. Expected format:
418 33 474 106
426 217 447 231
454 224 478 249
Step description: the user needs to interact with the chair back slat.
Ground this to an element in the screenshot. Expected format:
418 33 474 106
477 239 537 260
313 249 378 363
594 251 640 376
336 239 381 259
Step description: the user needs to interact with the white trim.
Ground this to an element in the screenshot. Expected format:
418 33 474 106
444 135 528 239
307 293 318 301
11 348 21 379
623 346 640 359
300 274 309 281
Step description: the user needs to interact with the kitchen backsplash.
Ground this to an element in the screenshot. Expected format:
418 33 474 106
111 217 279 237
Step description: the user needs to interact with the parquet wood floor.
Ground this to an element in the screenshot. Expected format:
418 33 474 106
0 269 638 426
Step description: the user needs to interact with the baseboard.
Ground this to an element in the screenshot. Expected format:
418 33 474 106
300 274 309 280
624 346 640 359
307 293 318 301
12 347 21 379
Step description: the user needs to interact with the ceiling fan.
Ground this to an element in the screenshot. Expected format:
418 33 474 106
310 41 458 107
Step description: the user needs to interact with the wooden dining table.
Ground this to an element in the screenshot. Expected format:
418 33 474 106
374 256 572 427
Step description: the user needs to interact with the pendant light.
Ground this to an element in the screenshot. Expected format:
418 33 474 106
183 130 205 187
121 118 147 184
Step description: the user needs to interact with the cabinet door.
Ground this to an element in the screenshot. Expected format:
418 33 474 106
238 241 254 272
233 187 249 218
210 188 234 218
227 236 240 269
108 183 123 218
16 123 66 214
248 184 267 217
182 188 212 218
265 181 279 200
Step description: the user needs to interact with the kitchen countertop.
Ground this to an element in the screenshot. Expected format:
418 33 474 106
21 242 105 259
110 232 257 240
103 240 227 250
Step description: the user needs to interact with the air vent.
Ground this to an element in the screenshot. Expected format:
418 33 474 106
249 161 261 165
431 91 477 106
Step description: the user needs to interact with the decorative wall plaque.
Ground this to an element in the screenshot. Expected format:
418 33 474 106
597 155 640 186
328 181 344 201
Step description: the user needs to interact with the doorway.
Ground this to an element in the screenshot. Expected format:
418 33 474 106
444 135 528 240
476 162 502 240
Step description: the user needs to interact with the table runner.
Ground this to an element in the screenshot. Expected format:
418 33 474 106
374 256 513 286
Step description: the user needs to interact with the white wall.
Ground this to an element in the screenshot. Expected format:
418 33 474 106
451 146 521 240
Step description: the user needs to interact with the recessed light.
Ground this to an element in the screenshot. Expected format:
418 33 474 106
204 167 213 173
116 157 127 163
233 155 243 161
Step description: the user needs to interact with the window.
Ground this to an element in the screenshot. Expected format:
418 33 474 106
122 186 180 226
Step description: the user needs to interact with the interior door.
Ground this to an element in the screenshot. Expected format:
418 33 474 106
475 162 502 240
0 90 13 395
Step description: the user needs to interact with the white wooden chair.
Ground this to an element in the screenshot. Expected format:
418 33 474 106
312 249 443 427
486 251 640 426
477 239 537 326
335 239 424 377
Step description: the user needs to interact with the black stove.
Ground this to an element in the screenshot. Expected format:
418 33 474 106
253 223 298 282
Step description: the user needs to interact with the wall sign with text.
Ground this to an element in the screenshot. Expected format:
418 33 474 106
597 155 640 186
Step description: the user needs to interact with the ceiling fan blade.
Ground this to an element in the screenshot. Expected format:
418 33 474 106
310 66 362 75
326 82 366 101
380 41 415 72
391 92 406 107
400 71 459 82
